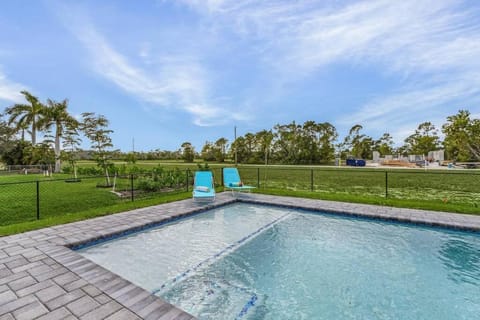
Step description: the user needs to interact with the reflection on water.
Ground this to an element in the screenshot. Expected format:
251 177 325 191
439 237 480 285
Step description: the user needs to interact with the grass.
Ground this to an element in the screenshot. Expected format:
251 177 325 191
238 166 480 208
0 191 192 237
0 175 118 226
0 172 189 226
255 189 480 215
1 161 479 236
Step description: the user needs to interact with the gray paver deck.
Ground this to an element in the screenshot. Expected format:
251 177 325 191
1 192 479 319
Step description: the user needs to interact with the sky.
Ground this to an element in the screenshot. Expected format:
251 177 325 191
1 0 480 151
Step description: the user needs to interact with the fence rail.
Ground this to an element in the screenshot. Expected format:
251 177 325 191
0 167 479 227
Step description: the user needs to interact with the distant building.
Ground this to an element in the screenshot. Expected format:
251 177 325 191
428 150 444 162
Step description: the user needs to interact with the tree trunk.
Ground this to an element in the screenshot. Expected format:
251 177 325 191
31 119 36 145
54 128 61 173
105 168 111 185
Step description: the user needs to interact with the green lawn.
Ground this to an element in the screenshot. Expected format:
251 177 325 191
240 165 478 213
0 191 192 236
0 171 190 227
1 162 479 236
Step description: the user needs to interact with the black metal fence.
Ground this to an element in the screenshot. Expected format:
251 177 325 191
0 166 479 227
0 171 198 226
235 167 480 207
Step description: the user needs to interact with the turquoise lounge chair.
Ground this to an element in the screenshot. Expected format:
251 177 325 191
193 171 215 202
223 168 256 195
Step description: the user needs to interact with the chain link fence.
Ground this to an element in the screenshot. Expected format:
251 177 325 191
1 166 479 227
0 170 195 226
235 166 480 207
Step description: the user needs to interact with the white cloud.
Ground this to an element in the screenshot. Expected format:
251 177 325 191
0 69 26 103
57 9 245 127
179 0 479 73
176 0 480 138
176 0 255 14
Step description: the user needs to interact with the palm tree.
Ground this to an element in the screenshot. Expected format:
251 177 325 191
5 90 44 145
38 99 78 173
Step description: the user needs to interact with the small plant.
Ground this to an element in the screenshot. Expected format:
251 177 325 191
125 152 137 164
136 176 161 192
61 122 81 179
81 112 114 186
134 167 188 192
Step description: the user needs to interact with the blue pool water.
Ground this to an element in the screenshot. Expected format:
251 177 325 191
78 203 480 319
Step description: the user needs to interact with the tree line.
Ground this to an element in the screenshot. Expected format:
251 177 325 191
2 90 479 168
0 91 114 179
181 110 480 164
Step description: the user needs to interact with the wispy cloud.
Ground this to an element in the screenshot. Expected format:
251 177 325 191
55 7 246 127
0 69 25 103
177 0 480 139
340 73 480 141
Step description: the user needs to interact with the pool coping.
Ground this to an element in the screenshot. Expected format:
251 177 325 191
1 193 479 319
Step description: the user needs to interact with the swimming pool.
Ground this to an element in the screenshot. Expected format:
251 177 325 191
78 203 480 319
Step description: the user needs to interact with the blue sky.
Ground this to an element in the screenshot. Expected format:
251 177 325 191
1 0 480 151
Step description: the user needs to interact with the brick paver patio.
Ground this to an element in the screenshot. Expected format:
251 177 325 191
1 193 479 319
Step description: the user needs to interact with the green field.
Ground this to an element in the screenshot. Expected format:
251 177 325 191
0 170 191 229
0 161 479 236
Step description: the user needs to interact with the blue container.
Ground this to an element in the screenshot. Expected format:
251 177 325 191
356 159 366 166
346 158 356 166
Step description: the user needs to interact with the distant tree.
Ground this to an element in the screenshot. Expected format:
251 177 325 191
1 140 31 165
395 144 410 157
38 99 78 172
339 124 358 159
232 121 338 165
317 122 337 163
405 122 441 156
201 141 216 161
5 90 44 145
342 125 373 159
61 122 81 178
244 133 256 162
0 118 16 163
124 152 137 164
81 112 114 185
255 130 274 165
298 121 319 164
29 140 55 170
214 137 228 162
442 110 480 161
230 137 248 163
273 121 301 164
181 142 195 162
374 133 394 156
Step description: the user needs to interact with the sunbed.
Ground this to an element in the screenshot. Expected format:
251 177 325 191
223 167 256 195
193 171 215 202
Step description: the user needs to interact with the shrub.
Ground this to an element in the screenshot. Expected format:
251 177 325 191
136 176 161 192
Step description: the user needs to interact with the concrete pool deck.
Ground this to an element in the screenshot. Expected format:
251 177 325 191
1 193 480 319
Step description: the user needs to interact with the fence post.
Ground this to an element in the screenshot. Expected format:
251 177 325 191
186 169 189 192
221 167 224 187
385 171 388 198
311 169 314 192
130 174 134 202
257 167 260 188
36 181 40 220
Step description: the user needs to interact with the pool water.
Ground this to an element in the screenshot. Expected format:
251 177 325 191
78 203 480 319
